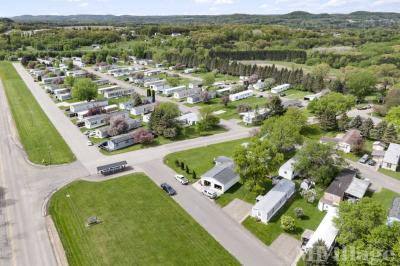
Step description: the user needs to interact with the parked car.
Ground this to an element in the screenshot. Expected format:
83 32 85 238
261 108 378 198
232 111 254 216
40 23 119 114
87 141 93 146
356 104 372 110
367 159 376 166
161 183 176 196
174 174 189 185
279 93 286 97
358 154 369 164
202 189 217 199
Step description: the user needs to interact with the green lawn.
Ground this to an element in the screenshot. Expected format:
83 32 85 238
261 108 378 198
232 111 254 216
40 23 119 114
194 97 269 120
284 89 309 100
193 72 239 82
0 62 75 164
164 138 250 183
378 169 400 181
101 126 227 156
49 173 238 266
369 188 400 212
242 191 325 245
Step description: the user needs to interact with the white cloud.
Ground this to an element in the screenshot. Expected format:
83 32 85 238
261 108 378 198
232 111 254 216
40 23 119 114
78 2 89 7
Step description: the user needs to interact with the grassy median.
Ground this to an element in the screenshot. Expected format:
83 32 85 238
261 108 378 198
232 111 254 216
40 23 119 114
49 173 239 266
0 62 75 164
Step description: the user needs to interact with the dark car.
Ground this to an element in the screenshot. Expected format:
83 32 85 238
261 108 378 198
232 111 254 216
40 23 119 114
161 183 176 196
367 159 376 166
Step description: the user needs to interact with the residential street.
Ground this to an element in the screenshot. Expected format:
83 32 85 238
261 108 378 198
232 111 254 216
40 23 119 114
2 63 400 266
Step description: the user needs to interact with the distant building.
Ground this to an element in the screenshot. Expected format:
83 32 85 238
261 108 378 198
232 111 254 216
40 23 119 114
382 143 400 172
271 84 290 94
228 90 253 102
176 112 199 126
320 129 363 153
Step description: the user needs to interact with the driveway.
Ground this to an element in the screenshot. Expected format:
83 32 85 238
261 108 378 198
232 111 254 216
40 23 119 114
223 198 252 223
270 234 302 266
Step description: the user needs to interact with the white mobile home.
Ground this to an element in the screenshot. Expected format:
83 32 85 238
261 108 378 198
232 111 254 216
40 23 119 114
200 158 239 194
216 87 232 95
382 143 400 172
173 87 201 100
84 111 129 129
251 179 295 223
144 69 162 76
144 79 165 88
130 103 156 116
104 87 135 99
69 100 108 113
228 90 253 102
163 86 186 97
271 84 291 94
98 85 121 95
56 93 71 101
176 112 199 126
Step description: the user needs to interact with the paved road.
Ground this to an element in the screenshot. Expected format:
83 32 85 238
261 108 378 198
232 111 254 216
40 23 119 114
347 108 382 124
0 79 89 266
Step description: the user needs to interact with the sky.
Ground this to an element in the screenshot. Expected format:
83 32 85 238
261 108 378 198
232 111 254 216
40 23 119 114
1 0 400 17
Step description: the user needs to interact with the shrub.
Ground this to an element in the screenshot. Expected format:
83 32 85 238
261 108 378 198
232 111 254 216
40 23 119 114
294 207 305 219
180 162 185 170
281 215 296 232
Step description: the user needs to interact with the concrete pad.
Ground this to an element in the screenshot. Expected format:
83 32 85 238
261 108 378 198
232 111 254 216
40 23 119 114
270 233 302 266
213 110 226 115
223 198 252 223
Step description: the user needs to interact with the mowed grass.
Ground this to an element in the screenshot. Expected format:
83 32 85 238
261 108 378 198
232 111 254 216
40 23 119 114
379 168 400 181
49 173 239 266
0 62 75 164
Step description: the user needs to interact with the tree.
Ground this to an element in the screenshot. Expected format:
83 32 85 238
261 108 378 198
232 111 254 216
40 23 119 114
304 240 332 266
382 124 398 144
384 88 400 111
329 79 344 93
72 78 97 101
346 70 377 101
132 128 154 144
237 104 251 113
148 102 180 138
202 73 215 87
338 113 349 132
197 107 220 132
335 198 386 246
151 90 156 103
200 91 211 103
106 55 113 65
370 121 387 140
360 118 374 138
234 139 284 192
64 76 75 87
267 96 285 116
131 92 142 107
312 63 330 80
221 95 230 107
294 141 343 186
348 115 363 130
308 92 356 116
107 118 129 137
180 161 185 170
319 109 337 131
192 171 197 179
386 106 400 128
281 215 296 232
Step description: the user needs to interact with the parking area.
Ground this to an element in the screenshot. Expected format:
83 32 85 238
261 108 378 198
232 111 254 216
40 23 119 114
270 234 302 266
222 198 252 223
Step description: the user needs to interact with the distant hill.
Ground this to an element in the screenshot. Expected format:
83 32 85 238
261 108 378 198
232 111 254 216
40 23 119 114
10 12 400 28
0 18 15 33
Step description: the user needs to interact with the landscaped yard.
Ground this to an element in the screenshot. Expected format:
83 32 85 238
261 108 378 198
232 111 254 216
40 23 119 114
190 96 269 120
101 125 227 155
369 188 400 209
0 62 75 164
284 89 309 100
49 173 239 266
242 191 325 245
193 72 239 82
164 138 250 183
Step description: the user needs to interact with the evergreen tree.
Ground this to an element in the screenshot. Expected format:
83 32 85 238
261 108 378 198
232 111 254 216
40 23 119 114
268 96 285 116
348 115 363 129
319 109 337 131
360 118 374 138
304 240 333 266
382 124 398 144
337 113 349 132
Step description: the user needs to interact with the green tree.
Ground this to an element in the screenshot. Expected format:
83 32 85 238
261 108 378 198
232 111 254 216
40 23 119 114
64 76 75 87
294 141 343 186
148 102 180 138
360 118 374 138
197 107 220 132
348 115 363 129
312 63 330 80
382 124 398 144
335 198 386 246
202 73 215 87
72 78 97 101
131 92 142 107
234 139 284 192
281 215 296 232
308 92 356 116
338 113 349 132
221 95 230 107
267 96 285 116
386 106 400 128
346 70 377 101
370 121 387 140
304 240 333 266
319 109 337 131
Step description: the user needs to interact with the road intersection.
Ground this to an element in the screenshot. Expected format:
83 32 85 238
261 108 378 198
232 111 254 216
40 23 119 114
1 63 399 266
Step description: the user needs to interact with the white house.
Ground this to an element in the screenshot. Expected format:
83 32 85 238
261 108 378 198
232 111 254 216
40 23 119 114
303 208 338 252
271 84 291 94
228 90 253 102
176 112 199 126
251 179 295 223
278 157 298 180
98 85 121 95
173 87 201 100
84 111 129 129
66 70 87 78
184 68 196 74
253 80 266 91
144 79 166 88
104 87 135 99
187 94 202 104
388 197 400 225
56 93 71 101
241 108 269 125
70 100 108 113
200 157 239 194
320 129 363 154
382 143 400 172
130 103 156 116
163 85 186 97
216 86 232 95
144 69 162 76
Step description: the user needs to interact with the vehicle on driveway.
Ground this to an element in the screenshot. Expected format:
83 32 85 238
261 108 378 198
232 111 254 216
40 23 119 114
356 104 372 110
174 174 189 185
87 140 93 146
161 183 176 196
358 154 369 164
367 159 376 166
202 189 217 199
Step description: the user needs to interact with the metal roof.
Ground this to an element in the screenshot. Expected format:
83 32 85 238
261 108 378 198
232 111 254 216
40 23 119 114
325 169 356 197
345 178 370 199
202 163 237 186
253 179 295 214
383 143 400 165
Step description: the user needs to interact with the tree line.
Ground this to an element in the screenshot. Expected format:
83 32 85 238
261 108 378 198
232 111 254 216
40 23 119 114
209 49 307 63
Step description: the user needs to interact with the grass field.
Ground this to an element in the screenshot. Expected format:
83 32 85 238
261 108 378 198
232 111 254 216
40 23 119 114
49 173 239 266
242 191 325 245
0 62 75 164
379 169 400 181
164 138 250 183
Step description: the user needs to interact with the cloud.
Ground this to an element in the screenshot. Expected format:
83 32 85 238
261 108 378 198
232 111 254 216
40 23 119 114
194 0 234 5
78 2 89 7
